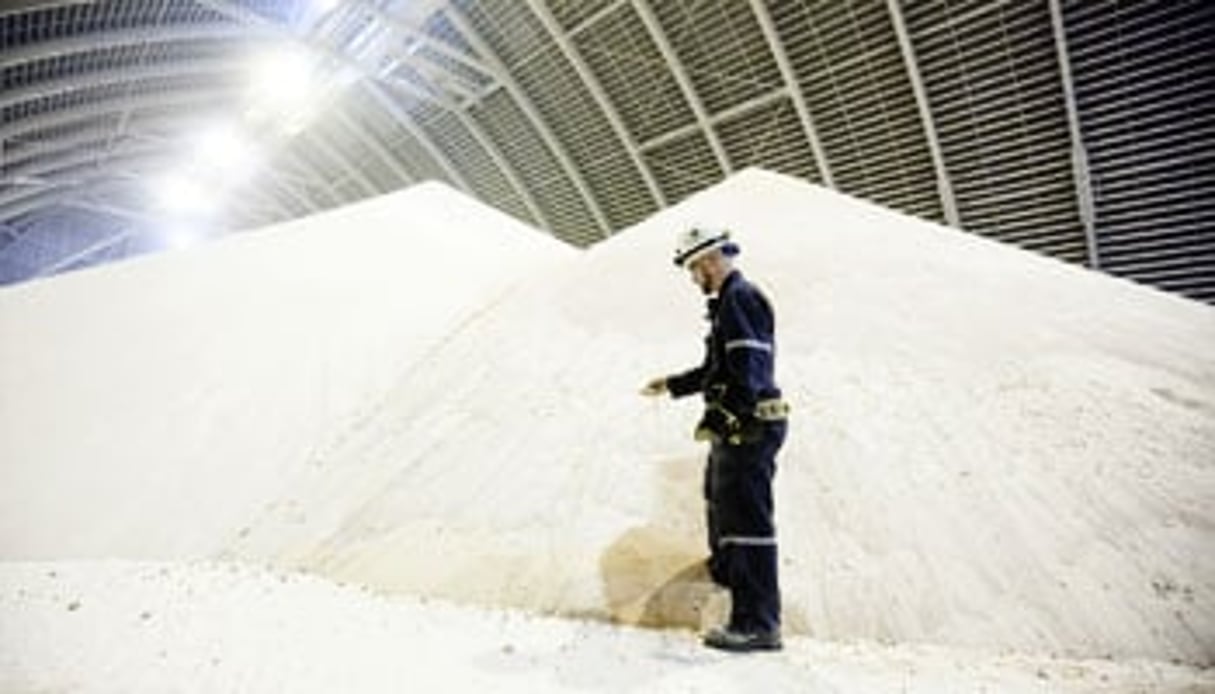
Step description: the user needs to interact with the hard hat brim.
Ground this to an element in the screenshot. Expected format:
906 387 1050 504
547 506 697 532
674 237 727 268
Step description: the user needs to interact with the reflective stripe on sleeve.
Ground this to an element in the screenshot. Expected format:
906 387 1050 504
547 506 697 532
724 339 772 353
719 535 777 547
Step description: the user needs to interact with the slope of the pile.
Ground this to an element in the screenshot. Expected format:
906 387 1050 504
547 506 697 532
0 181 574 558
228 169 1215 666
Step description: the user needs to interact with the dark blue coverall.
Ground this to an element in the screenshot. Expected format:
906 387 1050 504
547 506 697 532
666 269 786 635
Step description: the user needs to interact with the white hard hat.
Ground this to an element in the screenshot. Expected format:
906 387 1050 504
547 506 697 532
673 226 738 268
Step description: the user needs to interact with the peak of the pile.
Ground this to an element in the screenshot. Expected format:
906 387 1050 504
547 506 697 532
589 167 1214 339
1 179 572 297
248 179 572 253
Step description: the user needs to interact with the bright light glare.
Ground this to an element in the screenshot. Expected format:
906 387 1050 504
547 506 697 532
313 0 342 13
244 45 326 136
249 46 315 112
161 225 201 251
150 174 209 216
190 125 260 181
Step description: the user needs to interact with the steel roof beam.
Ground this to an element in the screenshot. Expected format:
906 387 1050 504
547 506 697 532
0 1 99 18
640 86 790 151
444 5 613 239
0 148 178 213
748 0 835 188
886 0 960 227
525 0 666 209
4 117 338 222
0 144 312 225
2 42 386 215
2 114 193 168
0 24 259 71
629 0 732 176
5 132 136 173
569 0 625 38
2 141 164 198
4 162 293 237
0 83 241 144
0 57 239 111
2 137 315 227
1049 0 1099 270
357 1 495 80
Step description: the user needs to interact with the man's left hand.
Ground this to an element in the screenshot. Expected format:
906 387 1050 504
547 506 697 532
640 377 668 397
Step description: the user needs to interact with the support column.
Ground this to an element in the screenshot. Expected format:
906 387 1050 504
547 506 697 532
748 0 834 188
886 0 960 227
1049 0 1099 269
630 0 732 176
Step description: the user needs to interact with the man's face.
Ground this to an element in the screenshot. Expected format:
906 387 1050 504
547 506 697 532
688 255 714 295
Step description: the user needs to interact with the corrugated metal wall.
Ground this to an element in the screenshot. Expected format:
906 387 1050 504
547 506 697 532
1064 0 1215 302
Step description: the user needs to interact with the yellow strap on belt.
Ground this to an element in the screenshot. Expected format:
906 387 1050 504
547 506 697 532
754 399 790 421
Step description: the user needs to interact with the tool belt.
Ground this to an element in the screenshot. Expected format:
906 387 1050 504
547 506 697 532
695 396 790 444
753 398 790 422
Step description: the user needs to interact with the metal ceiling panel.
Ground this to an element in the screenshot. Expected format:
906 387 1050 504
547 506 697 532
511 36 656 230
642 128 723 205
575 3 694 144
906 0 1086 261
716 95 819 183
767 0 944 223
410 100 538 226
548 0 616 32
649 0 783 116
1065 0 1215 302
470 88 597 245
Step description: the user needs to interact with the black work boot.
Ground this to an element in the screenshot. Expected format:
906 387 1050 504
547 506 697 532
702 626 782 652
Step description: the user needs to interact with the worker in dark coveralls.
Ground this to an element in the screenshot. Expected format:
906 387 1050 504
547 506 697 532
641 226 789 652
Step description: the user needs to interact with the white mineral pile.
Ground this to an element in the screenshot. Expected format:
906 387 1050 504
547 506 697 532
0 181 575 558
1 170 1212 692
224 170 1213 665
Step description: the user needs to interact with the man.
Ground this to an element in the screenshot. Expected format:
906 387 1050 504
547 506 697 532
641 226 789 652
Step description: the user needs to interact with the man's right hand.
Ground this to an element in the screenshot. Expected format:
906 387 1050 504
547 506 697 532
640 377 668 397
